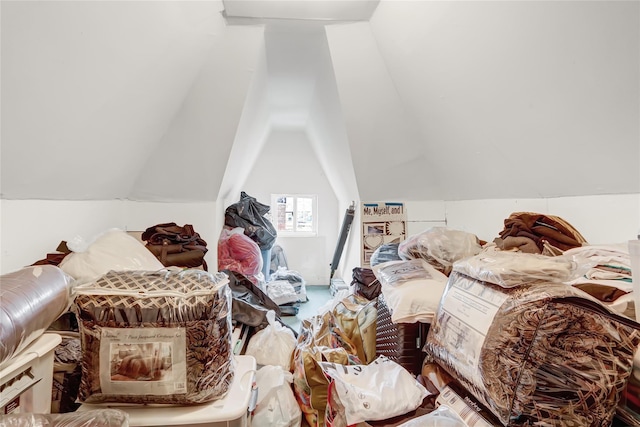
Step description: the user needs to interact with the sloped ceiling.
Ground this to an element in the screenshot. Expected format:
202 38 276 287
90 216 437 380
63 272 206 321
366 0 640 200
1 0 263 201
1 0 638 203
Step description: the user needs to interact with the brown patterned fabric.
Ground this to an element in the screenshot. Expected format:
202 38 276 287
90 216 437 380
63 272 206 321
425 271 640 427
73 269 233 405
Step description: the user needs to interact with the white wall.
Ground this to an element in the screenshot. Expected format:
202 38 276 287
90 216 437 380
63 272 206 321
3 193 637 278
0 199 217 275
406 194 640 245
241 128 339 286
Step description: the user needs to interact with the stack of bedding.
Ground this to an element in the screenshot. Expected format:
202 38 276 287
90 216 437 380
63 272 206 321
563 243 635 317
424 251 640 426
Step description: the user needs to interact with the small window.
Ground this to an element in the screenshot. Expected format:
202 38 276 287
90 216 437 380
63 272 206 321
271 194 317 236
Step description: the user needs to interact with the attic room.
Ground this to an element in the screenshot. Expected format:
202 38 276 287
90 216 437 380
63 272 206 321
1 1 639 426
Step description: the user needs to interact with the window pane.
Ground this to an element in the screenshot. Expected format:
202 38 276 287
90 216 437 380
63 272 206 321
271 194 316 235
296 197 313 232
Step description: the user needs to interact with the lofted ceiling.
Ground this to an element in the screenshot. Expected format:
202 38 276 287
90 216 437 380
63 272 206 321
1 0 638 203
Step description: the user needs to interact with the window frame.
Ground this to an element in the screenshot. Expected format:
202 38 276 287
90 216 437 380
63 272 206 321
270 193 318 237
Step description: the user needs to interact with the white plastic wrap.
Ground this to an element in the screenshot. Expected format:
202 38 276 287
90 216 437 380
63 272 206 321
398 227 483 274
453 250 576 288
266 280 300 305
373 259 448 323
321 355 429 425
0 266 73 367
245 310 297 369
252 365 301 427
397 406 467 427
0 409 129 427
59 229 164 283
73 269 234 405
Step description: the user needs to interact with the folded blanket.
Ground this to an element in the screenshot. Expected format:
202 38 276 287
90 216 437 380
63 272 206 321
453 251 576 288
498 212 587 252
573 283 629 302
564 243 632 281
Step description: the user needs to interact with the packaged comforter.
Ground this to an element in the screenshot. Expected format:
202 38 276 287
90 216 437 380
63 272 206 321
73 269 233 405
424 251 640 427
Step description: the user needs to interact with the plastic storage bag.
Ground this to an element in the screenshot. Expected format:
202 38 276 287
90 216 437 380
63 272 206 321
320 355 429 425
252 365 302 427
291 311 361 427
398 227 482 275
73 269 234 405
425 253 640 427
331 294 377 365
397 405 467 427
0 409 129 427
373 259 448 323
370 243 402 267
454 250 576 288
218 227 263 279
245 310 297 369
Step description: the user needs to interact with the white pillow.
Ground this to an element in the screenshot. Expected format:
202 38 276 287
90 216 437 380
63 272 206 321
59 228 164 283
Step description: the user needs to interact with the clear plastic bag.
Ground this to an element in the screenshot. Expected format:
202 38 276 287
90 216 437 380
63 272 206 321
452 250 577 288
73 269 233 405
217 227 263 279
398 227 482 275
0 409 129 427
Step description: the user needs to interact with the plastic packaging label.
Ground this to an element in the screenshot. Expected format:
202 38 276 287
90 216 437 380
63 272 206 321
99 327 187 395
437 275 508 383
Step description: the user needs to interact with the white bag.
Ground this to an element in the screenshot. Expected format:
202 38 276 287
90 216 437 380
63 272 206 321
253 365 302 427
397 405 467 427
320 355 429 425
245 310 297 369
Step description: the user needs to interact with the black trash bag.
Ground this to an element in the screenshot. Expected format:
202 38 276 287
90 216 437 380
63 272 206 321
224 270 297 337
351 267 381 300
225 192 277 250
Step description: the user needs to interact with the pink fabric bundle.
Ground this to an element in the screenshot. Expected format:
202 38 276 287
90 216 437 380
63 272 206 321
217 227 263 278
